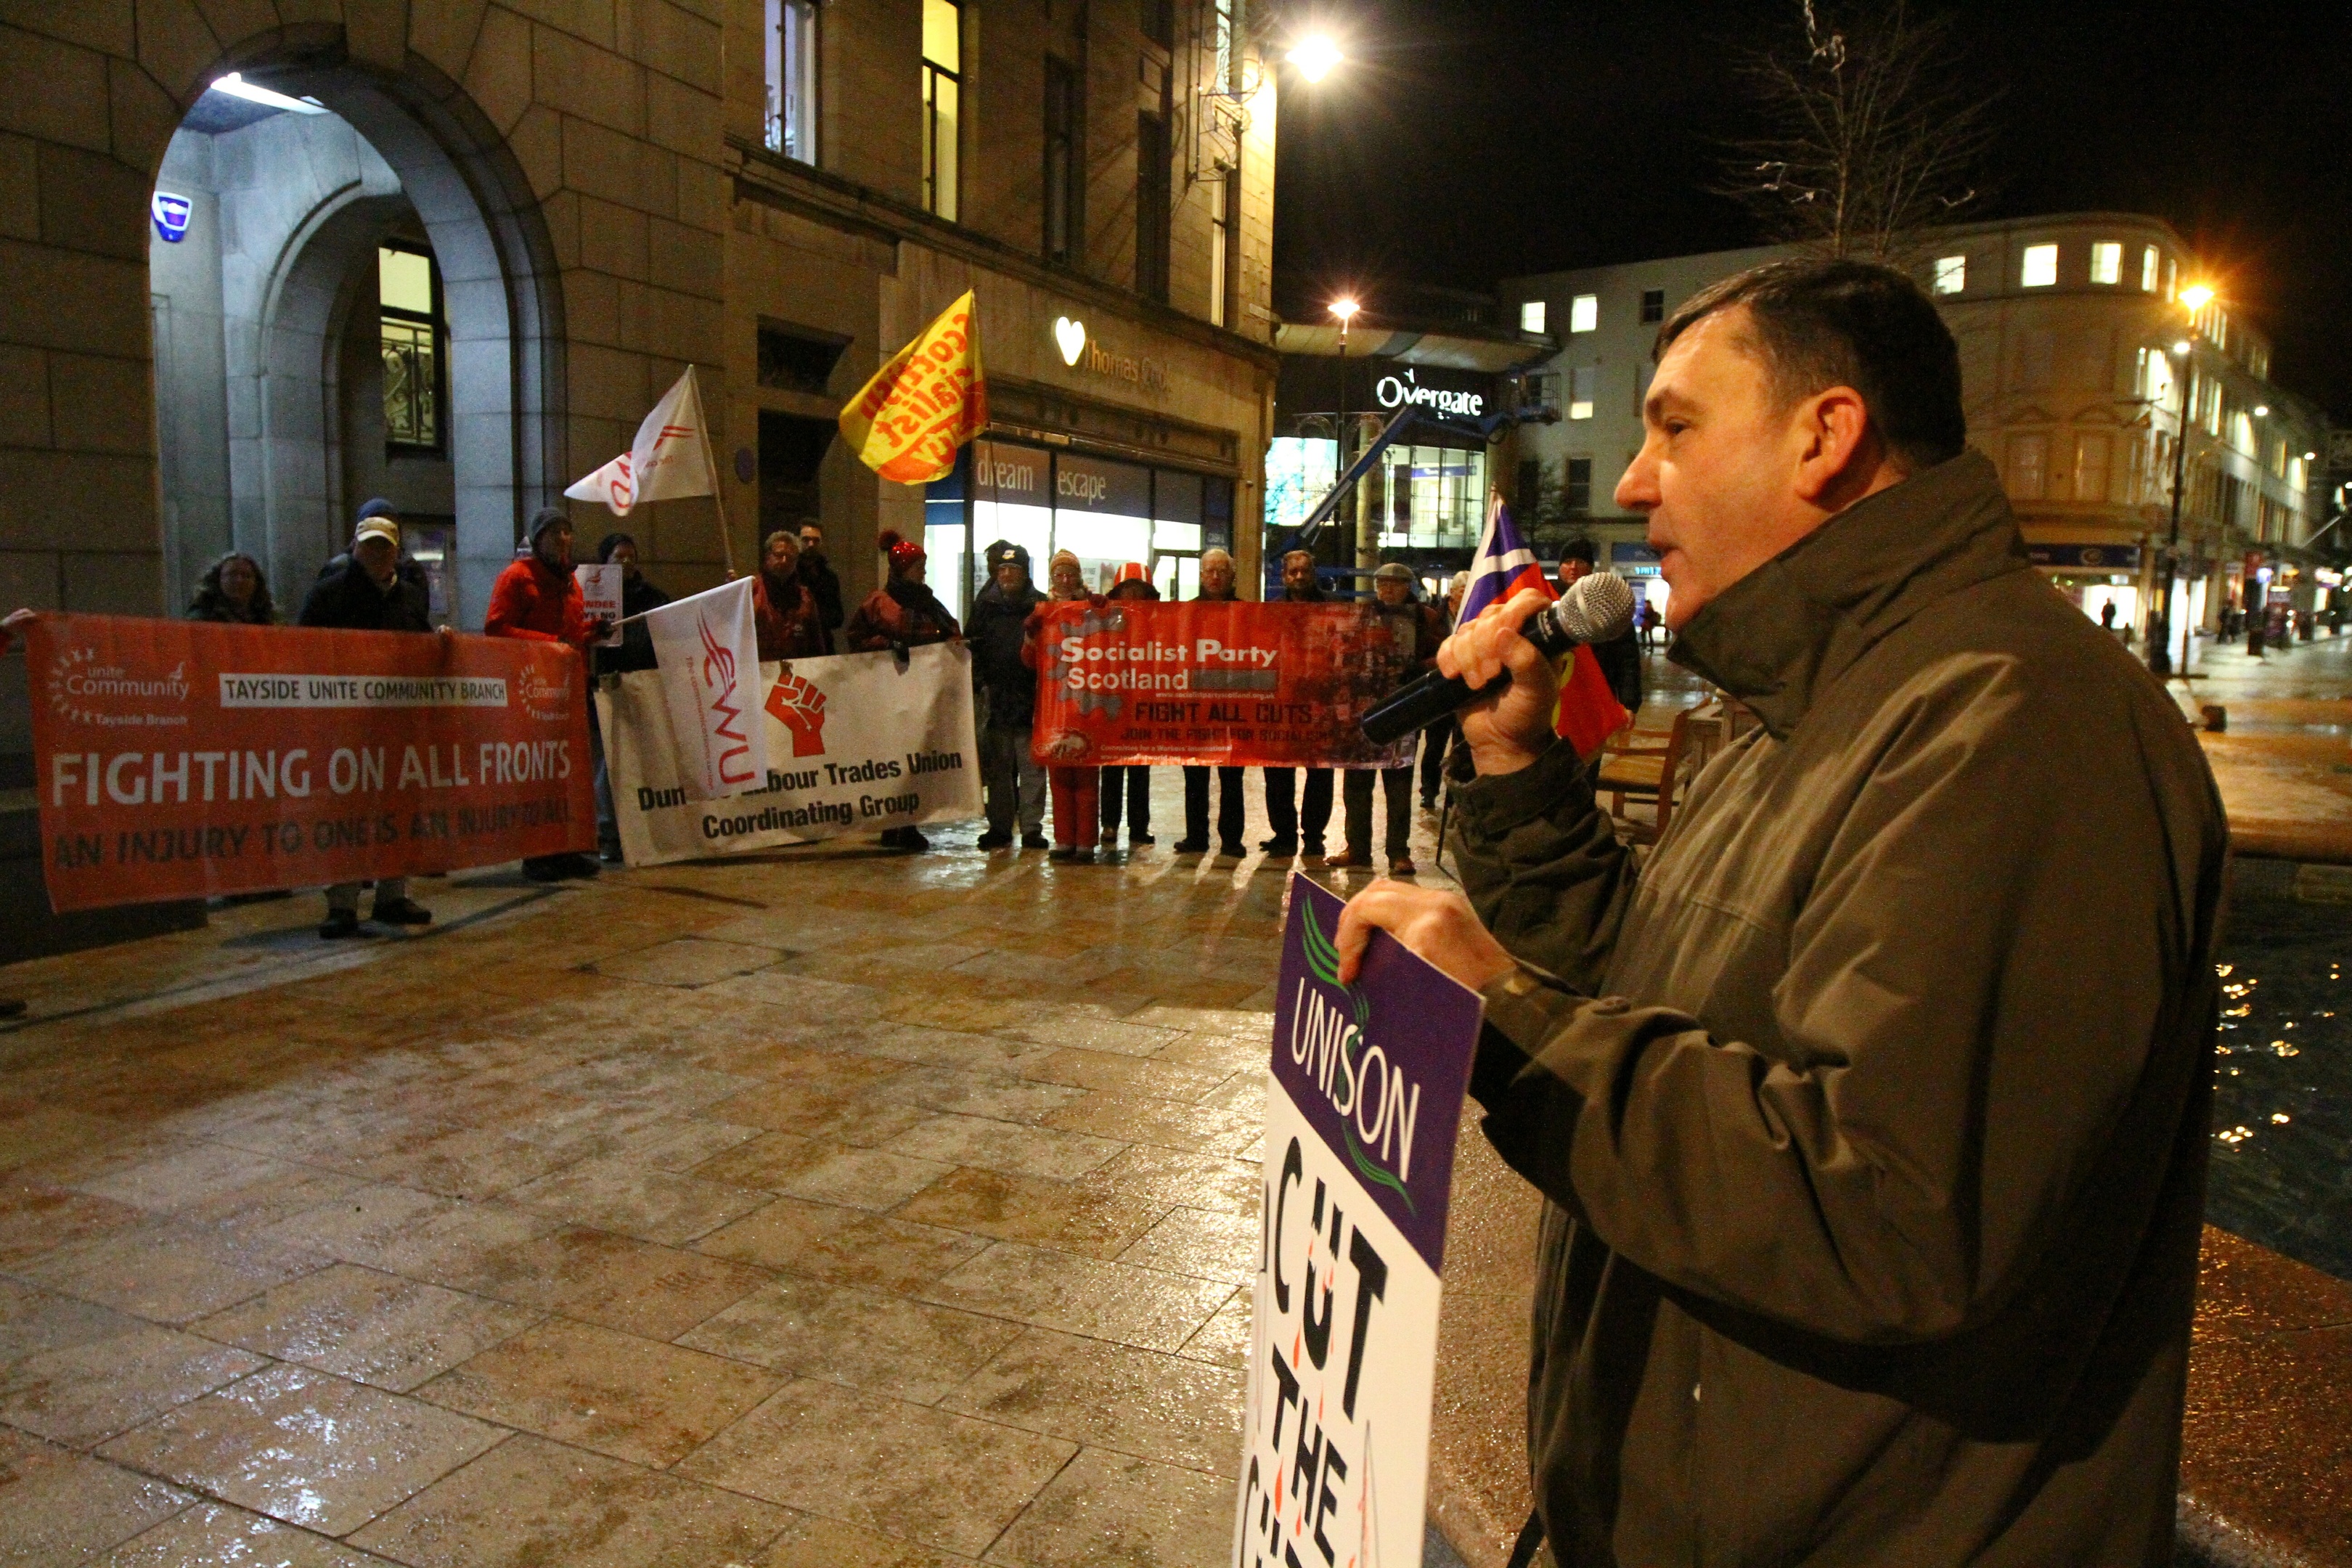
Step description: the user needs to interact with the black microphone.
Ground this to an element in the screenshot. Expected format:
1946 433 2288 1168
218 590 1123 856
1362 571 1638 744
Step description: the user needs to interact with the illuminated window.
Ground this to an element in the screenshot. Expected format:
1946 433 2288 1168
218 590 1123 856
2089 242 2121 285
1519 300 1546 334
2021 245 2058 287
763 0 817 163
1932 256 1965 295
920 0 960 221
1569 294 1598 333
378 245 441 452
2141 245 2158 292
1569 365 1596 420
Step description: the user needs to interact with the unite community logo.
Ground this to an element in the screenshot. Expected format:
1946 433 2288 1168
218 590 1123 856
1294 904 1425 1213
46 645 192 727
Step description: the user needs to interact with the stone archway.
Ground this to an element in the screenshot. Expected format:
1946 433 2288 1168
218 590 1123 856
145 26 565 626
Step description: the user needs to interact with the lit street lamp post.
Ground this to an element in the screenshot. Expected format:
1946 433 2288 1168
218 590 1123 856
1330 295 1360 577
2149 285 2213 678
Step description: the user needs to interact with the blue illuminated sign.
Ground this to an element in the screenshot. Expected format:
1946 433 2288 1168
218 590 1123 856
151 192 192 243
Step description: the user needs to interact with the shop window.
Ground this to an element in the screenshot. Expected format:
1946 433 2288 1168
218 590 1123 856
920 0 960 221
1565 457 1592 515
1519 300 1546 334
764 0 817 163
1569 366 1596 420
2089 242 2121 285
378 244 442 453
2006 433 2047 499
2141 245 2158 292
1932 255 1965 295
1264 436 1336 538
1043 57 1082 266
1136 112 1171 302
1640 287 1665 324
2021 244 2058 287
1569 294 1598 333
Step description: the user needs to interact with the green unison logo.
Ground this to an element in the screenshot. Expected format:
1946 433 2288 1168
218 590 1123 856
1292 905 1427 1212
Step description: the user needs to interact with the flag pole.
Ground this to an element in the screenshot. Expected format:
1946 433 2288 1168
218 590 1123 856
711 482 739 579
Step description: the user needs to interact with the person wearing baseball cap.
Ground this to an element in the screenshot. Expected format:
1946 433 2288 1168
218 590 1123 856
298 505 438 936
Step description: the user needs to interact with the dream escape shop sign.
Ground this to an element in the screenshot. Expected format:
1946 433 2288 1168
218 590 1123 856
1235 878 1484 1568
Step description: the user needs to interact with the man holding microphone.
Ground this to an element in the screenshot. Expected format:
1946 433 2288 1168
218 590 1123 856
1339 259 2225 1567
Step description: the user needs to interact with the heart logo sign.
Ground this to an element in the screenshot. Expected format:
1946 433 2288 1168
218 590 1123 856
1053 316 1087 367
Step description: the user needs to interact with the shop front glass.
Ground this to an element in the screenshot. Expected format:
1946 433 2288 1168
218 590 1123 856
1375 444 1485 550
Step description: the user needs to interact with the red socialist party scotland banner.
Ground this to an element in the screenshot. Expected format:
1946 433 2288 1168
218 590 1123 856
1030 600 1418 769
27 615 593 912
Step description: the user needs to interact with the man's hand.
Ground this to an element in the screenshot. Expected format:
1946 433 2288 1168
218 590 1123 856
584 615 615 643
1437 589 1558 776
1335 879 1516 993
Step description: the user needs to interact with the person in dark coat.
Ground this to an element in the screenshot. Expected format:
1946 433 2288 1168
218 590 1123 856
298 513 437 936
968 539 1048 850
1418 570 1468 808
590 532 670 861
1098 563 1160 850
846 530 960 851
188 552 276 624
1329 562 1442 875
1559 538 1643 714
1336 258 2227 1568
1260 549 1332 861
797 519 846 652
1176 547 1247 859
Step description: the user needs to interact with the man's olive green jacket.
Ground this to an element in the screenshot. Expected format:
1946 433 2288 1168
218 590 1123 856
1451 451 2226 1567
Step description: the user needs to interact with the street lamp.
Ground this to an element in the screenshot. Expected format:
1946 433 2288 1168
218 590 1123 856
1288 33 1343 81
2150 285 2214 677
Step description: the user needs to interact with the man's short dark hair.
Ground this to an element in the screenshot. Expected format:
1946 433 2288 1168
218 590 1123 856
1560 539 1596 565
1657 258 1966 473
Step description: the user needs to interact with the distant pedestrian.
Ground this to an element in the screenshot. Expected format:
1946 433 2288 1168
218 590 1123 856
1028 550 1102 862
1101 563 1160 850
1331 563 1441 875
1419 571 1470 809
754 528 829 661
591 532 669 862
797 519 845 652
968 540 1048 851
2100 599 2118 634
1261 549 1333 862
298 510 439 936
1178 548 1248 858
1559 539 1643 714
848 530 960 852
486 507 612 881
188 552 276 624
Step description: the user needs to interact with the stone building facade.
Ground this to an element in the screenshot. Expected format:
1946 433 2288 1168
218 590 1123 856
0 0 1282 638
1499 216 2329 648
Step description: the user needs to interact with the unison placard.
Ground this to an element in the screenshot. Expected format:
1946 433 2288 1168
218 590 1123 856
1234 877 1484 1568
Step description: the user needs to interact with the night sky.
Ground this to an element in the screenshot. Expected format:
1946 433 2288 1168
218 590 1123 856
1272 0 2352 420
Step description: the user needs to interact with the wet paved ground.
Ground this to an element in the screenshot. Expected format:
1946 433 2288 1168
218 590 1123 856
0 772 1463 1567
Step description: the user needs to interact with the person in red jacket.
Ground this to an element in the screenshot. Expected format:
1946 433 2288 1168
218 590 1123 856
1024 550 1104 863
486 507 611 881
753 529 829 661
847 529 960 852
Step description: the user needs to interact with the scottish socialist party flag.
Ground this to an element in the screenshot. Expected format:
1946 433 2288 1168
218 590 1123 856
1459 493 1629 758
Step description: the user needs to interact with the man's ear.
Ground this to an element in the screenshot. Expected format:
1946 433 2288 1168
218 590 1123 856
1792 385 1891 507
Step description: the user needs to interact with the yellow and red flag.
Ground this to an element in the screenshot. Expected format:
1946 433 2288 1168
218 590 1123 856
838 290 988 484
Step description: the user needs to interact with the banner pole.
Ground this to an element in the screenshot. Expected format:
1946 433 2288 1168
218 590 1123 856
710 483 739 579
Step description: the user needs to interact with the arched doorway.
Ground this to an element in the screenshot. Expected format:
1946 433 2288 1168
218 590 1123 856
145 44 563 626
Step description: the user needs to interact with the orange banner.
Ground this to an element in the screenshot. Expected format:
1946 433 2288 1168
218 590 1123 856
1029 601 1419 769
26 616 593 912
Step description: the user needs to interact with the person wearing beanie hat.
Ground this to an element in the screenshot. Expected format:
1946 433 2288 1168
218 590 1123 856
968 539 1048 850
485 505 612 880
298 507 437 936
1329 562 1442 875
1024 550 1104 862
846 529 961 851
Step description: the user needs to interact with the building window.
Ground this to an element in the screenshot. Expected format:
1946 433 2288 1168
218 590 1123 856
920 0 960 221
2141 245 2158 293
1565 457 1592 515
1043 56 1080 266
1524 372 1560 413
2073 432 2110 501
1519 300 1546 334
1640 287 1665 324
2089 242 2121 285
1569 366 1596 420
1141 0 1174 49
1208 167 1237 327
2021 244 2058 287
2006 432 2047 497
378 244 441 452
1569 294 1598 333
1135 111 1171 303
1932 255 1965 295
763 0 817 163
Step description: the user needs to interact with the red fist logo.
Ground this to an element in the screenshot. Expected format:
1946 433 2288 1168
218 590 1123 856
764 666 828 757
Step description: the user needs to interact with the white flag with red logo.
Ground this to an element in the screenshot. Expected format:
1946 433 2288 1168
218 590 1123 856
641 576 766 799
565 366 717 517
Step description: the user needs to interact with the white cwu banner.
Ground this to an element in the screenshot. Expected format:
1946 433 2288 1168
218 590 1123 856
600 642 981 867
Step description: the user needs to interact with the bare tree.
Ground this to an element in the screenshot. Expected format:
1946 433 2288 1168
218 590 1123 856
1718 0 1998 262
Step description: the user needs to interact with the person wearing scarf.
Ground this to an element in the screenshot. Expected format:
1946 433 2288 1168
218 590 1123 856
754 528 830 661
846 530 961 850
1022 550 1105 863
